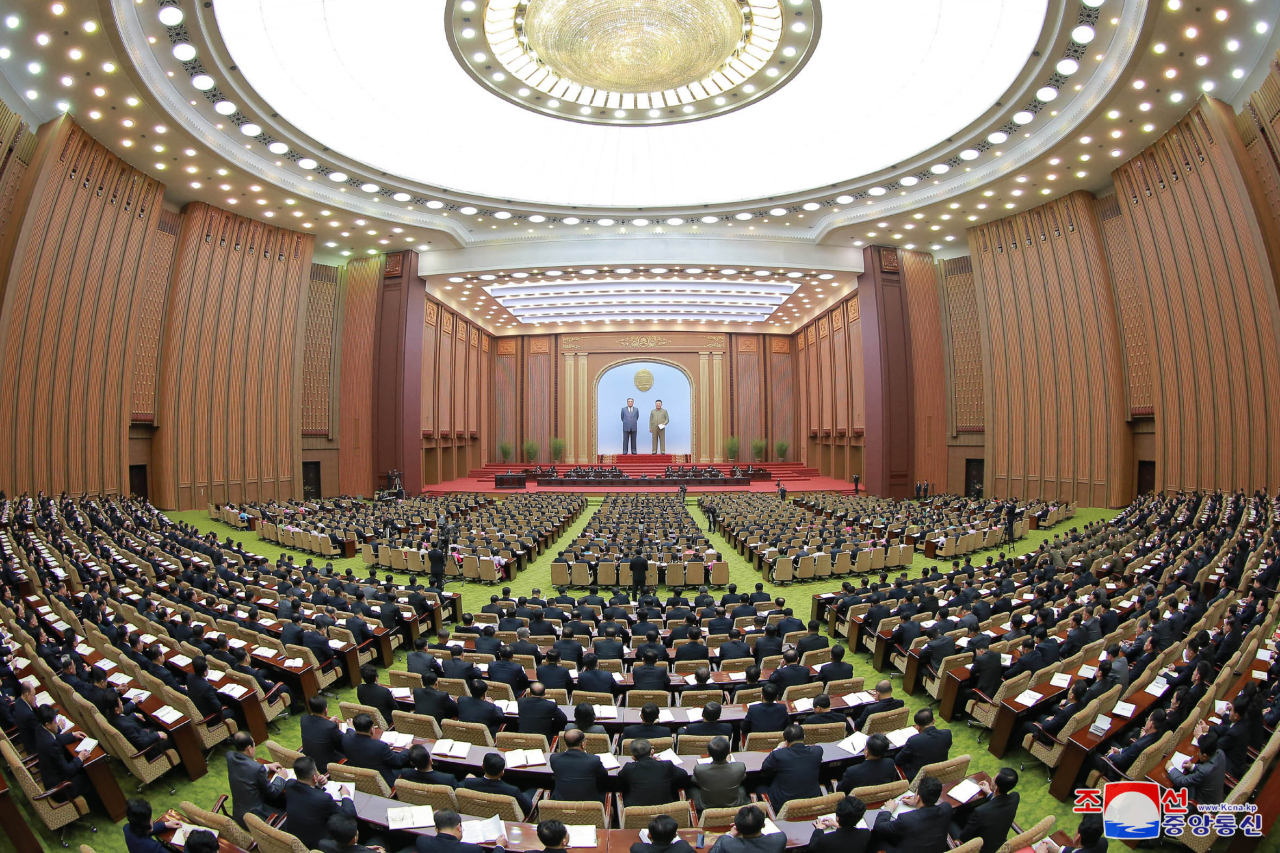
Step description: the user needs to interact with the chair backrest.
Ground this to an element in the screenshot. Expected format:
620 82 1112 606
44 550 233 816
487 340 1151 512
627 690 670 708
824 677 864 696
339 701 388 730
389 670 424 688
776 791 845 821
620 737 673 756
863 705 910 735
743 731 783 751
442 719 495 747
801 722 849 744
996 815 1055 853
699 803 767 828
557 732 613 754
782 683 822 703
262 739 304 767
621 799 693 829
456 788 525 821
495 732 550 751
393 780 459 811
246 814 310 853
329 763 392 797
680 689 725 708
179 800 254 849
572 691 615 706
539 799 610 828
849 779 910 805
392 711 443 740
676 734 717 755
908 754 971 792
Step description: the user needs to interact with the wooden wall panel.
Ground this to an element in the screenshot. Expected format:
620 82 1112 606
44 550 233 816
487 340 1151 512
493 348 518 453
0 117 162 497
151 203 313 509
732 335 763 453
337 256 380 497
421 301 438 435
940 257 984 433
525 343 552 462
968 192 1130 507
453 321 468 436
1114 100 1280 493
438 312 454 436
830 316 849 435
302 263 341 435
0 101 35 251
1094 194 1154 414
901 250 947 488
768 338 795 457
129 208 179 422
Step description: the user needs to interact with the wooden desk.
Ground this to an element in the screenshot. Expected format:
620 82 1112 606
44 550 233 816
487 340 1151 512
871 630 894 672
902 649 924 695
81 746 129 821
0 767 44 853
373 627 396 668
494 473 527 489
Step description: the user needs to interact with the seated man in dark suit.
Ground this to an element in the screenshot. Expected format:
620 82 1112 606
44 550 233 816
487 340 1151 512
852 680 904 732
355 664 397 727
187 657 235 724
632 650 673 691
398 743 458 786
442 647 480 682
457 679 505 736
548 729 609 803
742 683 790 737
618 738 691 806
759 724 822 808
894 708 952 783
958 639 1003 714
717 629 752 662
415 808 508 853
801 693 847 728
488 646 531 696
516 682 567 742
675 628 711 662
950 768 1020 853
33 705 93 804
320 813 381 853
406 638 442 678
535 649 574 691
341 713 407 786
461 752 533 818
817 643 854 686
807 795 872 853
752 625 784 663
300 696 346 773
1018 680 1087 748
631 814 696 853
767 649 810 690
621 704 670 742
1036 815 1107 853
106 692 171 761
836 732 898 793
796 621 830 656
680 702 734 738
413 671 459 722
575 653 618 696
284 756 356 851
872 776 953 853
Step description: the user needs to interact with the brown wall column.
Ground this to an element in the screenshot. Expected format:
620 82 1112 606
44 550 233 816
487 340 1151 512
858 246 915 497
371 251 424 493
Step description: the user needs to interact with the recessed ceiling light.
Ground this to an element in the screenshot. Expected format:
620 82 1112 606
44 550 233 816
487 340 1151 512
1227 38 1240 51
361 183 379 193
1184 26 1198 38
267 141 289 154
4 15 18 28
393 192 411 202
1071 25 1095 43
701 215 719 223
192 74 215 90
1258 22 1270 34
297 158 317 169
900 176 920 187
666 217 684 225
1012 110 1034 124
562 217 580 225
1036 86 1058 102
735 212 752 221
172 43 196 61
214 100 236 115
328 171 348 181
158 6 184 26
988 131 1009 144
240 123 261 136
81 20 96 32
597 218 616 226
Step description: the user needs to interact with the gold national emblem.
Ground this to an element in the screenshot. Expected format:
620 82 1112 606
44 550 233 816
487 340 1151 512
634 369 654 392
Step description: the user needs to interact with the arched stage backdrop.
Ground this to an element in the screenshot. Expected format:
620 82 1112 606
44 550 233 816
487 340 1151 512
595 360 692 455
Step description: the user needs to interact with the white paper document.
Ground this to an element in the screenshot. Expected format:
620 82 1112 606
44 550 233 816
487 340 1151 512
431 739 471 758
460 815 504 844
656 748 682 763
503 749 545 768
1014 690 1043 706
566 826 598 847
387 806 435 829
1050 673 1072 688
1112 701 1136 718
837 732 869 756
948 778 982 803
171 823 219 846
886 727 916 748
323 781 351 801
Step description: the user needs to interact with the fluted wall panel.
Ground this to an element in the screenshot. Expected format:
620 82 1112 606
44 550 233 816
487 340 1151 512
129 207 179 422
768 341 795 457
525 344 552 462
901 250 947 488
438 313 454 436
151 203 313 509
1094 194 1154 414
302 263 340 435
494 349 518 453
1114 100 1280 492
0 118 162 496
337 256 380 497
969 192 1129 507
940 257 984 433
733 336 763 454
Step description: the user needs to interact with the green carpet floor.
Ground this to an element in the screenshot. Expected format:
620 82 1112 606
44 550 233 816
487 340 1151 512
5 497 1223 853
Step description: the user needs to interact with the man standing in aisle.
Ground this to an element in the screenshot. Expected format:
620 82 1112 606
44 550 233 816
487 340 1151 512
650 400 669 454
621 398 640 455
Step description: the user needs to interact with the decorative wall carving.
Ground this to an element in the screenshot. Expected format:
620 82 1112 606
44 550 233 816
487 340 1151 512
848 296 860 323
770 337 790 354
482 334 490 353
384 253 404 277
880 247 900 272
496 339 517 356
529 337 550 354
470 326 480 347
702 335 726 348
738 337 758 352
441 312 453 335
618 335 671 347
561 336 585 350
424 302 438 326
832 308 844 330
818 318 828 338
807 326 816 345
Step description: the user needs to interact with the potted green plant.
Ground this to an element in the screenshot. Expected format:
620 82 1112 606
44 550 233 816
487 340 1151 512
523 440 540 463
498 441 513 463
751 438 767 461
725 436 740 461
775 440 789 461
550 437 566 463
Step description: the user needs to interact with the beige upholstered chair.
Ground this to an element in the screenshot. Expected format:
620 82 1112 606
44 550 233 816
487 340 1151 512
179 799 255 849
393 780 459 810
392 710 443 740
456 788 529 821
775 792 844 820
537 799 611 828
441 719 494 747
1 740 94 843
247 814 310 853
619 798 694 829
906 754 971 792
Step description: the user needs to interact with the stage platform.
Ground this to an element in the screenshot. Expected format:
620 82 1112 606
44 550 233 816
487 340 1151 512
423 461 861 497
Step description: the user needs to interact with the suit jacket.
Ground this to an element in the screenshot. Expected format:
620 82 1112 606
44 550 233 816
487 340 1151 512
742 702 790 736
356 683 398 727
760 743 822 807
300 714 346 773
35 726 83 796
958 792 1019 853
873 802 953 853
633 665 673 691
719 640 753 661
226 749 285 825
621 407 640 429
577 668 618 695
676 642 710 662
442 658 480 682
853 697 904 732
488 660 531 694
416 832 492 853
535 663 574 691
1168 750 1227 804
341 731 407 786
1209 719 1249 777
819 660 854 684
692 759 748 809
412 687 458 721
406 651 441 678
631 842 695 853
517 696 567 741
837 756 899 794
1112 731 1160 773
754 637 784 662
768 664 810 690
619 757 690 806
457 696 505 734
548 748 609 802
186 675 226 722
969 653 1002 698
284 779 356 850
111 711 160 754
894 726 952 782
461 776 532 817
807 827 871 853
